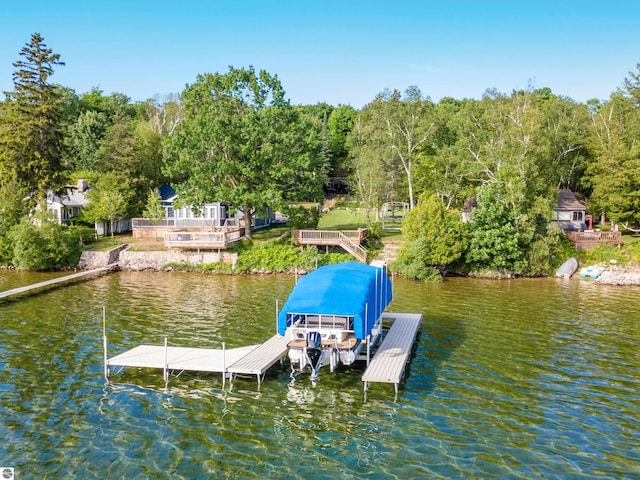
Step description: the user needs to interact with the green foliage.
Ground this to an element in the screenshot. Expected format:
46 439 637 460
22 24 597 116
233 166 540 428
394 193 467 281
9 213 83 270
164 66 327 240
68 110 108 170
392 256 443 282
466 184 527 274
576 244 630 267
282 204 319 229
0 33 67 199
81 171 133 236
235 243 320 273
143 189 165 222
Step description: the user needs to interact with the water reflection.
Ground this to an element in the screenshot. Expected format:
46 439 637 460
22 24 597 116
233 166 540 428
0 271 639 478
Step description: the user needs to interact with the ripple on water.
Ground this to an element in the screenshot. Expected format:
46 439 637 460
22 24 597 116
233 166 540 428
1 273 639 478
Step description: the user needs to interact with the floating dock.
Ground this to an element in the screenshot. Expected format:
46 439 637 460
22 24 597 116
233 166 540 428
362 312 422 395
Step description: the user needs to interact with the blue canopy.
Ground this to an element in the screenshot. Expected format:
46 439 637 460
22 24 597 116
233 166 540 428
277 262 392 339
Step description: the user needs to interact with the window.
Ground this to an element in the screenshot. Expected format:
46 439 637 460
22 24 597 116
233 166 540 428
572 211 583 222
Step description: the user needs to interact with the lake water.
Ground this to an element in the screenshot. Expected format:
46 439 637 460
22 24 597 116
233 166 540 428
0 270 639 478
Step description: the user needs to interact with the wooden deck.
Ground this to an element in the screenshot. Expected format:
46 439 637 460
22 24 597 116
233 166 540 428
292 229 368 262
164 229 243 250
362 312 422 395
565 230 622 249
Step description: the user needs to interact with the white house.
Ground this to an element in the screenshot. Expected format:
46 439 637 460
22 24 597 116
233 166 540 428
160 184 228 229
46 179 90 224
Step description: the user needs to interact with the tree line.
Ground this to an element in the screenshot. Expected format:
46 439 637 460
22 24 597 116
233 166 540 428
1 33 639 274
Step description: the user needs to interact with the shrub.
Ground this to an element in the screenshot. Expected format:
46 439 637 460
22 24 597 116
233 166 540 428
9 214 83 270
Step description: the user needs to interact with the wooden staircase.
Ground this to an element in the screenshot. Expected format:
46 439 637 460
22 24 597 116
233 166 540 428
292 229 368 263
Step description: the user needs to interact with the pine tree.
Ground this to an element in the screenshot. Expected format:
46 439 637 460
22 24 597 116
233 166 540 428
0 33 67 203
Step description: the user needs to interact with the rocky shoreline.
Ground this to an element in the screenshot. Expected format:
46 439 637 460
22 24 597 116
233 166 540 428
77 244 640 285
594 269 640 286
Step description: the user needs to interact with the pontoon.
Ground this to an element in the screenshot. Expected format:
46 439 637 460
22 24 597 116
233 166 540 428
277 262 392 379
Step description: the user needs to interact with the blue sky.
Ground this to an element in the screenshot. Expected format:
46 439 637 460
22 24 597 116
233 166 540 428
1 1 639 107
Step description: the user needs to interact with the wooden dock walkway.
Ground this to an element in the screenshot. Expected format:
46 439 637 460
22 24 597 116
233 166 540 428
362 312 422 396
0 266 116 301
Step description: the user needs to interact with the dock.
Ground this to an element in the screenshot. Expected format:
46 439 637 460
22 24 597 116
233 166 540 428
362 312 422 395
105 333 289 386
104 311 422 394
0 266 116 301
227 334 290 384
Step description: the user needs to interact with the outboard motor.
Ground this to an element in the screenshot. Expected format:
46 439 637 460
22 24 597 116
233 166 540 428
306 331 321 349
306 331 323 379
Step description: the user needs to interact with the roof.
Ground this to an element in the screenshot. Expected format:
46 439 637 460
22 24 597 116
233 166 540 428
555 189 585 211
46 187 89 208
277 262 392 339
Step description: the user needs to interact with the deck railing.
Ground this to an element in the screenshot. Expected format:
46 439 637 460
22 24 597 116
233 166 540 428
292 229 368 262
566 230 622 249
164 230 243 249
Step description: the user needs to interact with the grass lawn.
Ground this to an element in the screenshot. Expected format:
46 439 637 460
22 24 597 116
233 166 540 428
317 208 368 230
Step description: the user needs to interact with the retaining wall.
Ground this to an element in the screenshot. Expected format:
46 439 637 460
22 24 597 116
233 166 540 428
78 246 237 271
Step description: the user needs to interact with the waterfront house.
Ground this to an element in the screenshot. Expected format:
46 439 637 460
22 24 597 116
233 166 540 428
46 179 90 225
554 189 586 230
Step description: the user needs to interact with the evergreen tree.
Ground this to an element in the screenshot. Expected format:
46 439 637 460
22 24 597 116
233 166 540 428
0 33 67 202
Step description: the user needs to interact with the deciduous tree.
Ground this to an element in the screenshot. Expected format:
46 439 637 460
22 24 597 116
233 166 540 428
164 66 326 240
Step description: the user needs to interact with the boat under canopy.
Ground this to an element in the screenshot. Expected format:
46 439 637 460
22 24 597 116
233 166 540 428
277 262 392 339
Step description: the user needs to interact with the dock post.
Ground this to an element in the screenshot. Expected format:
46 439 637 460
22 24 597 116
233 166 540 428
102 306 109 381
366 334 371 366
163 337 169 383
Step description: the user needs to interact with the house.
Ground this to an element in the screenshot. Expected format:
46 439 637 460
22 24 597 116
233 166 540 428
159 184 228 229
46 179 90 224
132 184 274 241
554 189 586 230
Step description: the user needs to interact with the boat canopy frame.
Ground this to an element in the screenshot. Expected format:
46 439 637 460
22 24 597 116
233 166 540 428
277 262 392 340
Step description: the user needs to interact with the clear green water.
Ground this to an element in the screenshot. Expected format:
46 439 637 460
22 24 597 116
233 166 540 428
0 271 639 478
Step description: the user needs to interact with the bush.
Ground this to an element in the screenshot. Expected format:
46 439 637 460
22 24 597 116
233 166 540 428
391 256 443 282
235 243 319 272
9 215 83 270
282 205 319 229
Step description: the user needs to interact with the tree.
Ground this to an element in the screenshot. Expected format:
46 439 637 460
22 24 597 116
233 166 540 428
81 172 133 236
164 66 326 240
327 104 356 177
0 33 67 202
381 87 435 209
395 193 468 281
68 110 108 170
585 94 640 226
143 188 165 240
465 183 527 274
346 114 389 226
